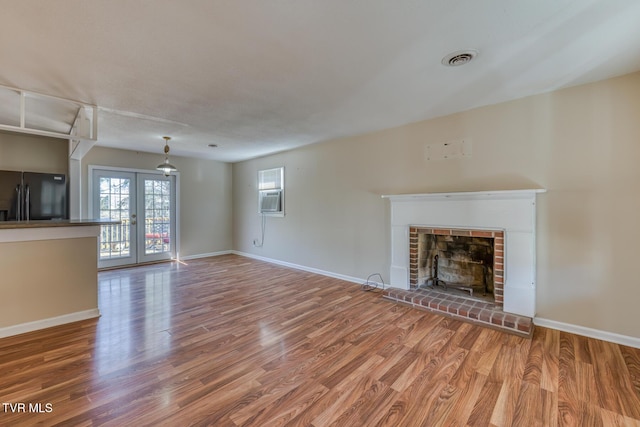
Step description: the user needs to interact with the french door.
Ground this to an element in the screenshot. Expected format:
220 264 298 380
92 169 177 269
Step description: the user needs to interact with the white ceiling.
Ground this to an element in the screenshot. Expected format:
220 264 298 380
1 0 640 163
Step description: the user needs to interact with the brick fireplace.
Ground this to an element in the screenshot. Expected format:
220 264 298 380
409 227 504 305
381 189 545 336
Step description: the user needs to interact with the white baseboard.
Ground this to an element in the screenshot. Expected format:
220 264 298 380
232 251 378 287
180 250 233 261
0 309 101 339
534 317 640 349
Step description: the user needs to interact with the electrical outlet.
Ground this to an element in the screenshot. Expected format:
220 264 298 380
253 239 259 246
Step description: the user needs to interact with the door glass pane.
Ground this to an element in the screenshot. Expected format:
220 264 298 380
143 178 171 255
98 177 131 260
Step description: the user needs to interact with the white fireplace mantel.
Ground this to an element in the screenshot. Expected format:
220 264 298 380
381 189 546 202
382 189 546 318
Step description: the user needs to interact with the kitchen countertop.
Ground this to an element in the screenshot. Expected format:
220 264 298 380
0 219 120 230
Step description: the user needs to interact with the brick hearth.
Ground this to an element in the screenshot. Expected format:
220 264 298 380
398 226 532 337
383 287 533 337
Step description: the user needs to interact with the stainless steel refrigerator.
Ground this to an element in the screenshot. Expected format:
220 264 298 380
0 170 68 221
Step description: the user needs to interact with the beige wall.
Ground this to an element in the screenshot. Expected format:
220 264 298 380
0 131 67 173
0 236 97 329
233 71 640 338
82 146 233 258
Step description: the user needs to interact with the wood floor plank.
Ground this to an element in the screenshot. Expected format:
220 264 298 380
302 356 382 426
513 381 541 426
0 254 639 426
575 360 598 404
467 379 503 426
236 381 329 427
490 376 522 426
522 329 544 386
471 328 504 377
311 375 382 426
392 328 470 425
541 328 560 393
388 325 455 392
428 370 488 426
340 383 399 427
588 338 640 418
620 345 640 396
600 408 640 427
541 385 559 427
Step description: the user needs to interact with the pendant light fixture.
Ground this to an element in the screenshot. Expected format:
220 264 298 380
156 136 177 176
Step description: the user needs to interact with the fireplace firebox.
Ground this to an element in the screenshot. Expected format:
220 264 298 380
410 227 504 305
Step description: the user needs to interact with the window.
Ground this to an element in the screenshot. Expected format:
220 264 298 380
258 167 284 215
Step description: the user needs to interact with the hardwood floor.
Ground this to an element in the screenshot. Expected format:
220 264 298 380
1 254 639 426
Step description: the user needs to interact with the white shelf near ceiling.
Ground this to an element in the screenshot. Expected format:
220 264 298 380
0 84 97 153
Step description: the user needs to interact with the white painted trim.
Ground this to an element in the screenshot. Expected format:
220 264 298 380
232 251 370 285
534 317 640 349
174 172 181 262
181 250 233 260
69 157 82 219
381 189 546 202
0 83 97 143
0 225 100 243
0 309 101 339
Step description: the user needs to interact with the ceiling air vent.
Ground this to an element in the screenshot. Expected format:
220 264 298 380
442 49 478 67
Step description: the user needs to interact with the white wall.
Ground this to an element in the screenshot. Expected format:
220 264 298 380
233 71 640 339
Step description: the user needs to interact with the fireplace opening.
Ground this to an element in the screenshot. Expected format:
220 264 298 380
409 227 504 305
419 234 494 298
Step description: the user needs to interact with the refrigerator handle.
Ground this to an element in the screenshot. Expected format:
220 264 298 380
15 185 22 221
25 185 30 221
